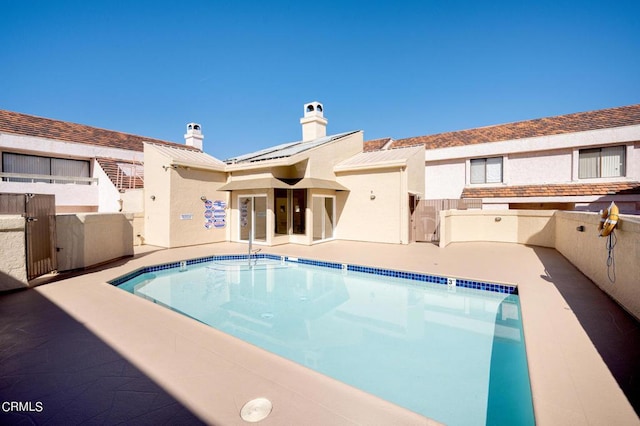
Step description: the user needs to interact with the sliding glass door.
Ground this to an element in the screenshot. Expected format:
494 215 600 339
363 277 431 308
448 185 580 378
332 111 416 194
274 189 307 236
312 196 334 241
239 195 267 243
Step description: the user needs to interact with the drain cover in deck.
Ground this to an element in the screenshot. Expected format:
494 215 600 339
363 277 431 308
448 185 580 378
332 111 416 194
240 397 273 422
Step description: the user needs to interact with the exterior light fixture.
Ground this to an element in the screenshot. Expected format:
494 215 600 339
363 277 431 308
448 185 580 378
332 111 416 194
494 217 502 222
150 195 156 201
576 225 585 232
370 191 376 200
200 196 207 201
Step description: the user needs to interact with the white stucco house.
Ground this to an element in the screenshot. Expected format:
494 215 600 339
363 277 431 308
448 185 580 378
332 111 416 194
369 104 640 214
0 109 203 213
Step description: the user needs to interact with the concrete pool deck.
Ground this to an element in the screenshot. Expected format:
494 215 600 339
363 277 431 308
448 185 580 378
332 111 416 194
2 241 639 425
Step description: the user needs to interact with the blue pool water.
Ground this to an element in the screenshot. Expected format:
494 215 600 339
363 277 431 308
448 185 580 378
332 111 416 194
113 256 534 426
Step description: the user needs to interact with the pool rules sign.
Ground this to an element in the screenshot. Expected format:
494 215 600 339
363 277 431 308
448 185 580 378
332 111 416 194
204 199 226 229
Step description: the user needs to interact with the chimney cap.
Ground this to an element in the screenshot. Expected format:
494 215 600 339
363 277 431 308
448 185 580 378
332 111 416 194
184 122 204 150
186 122 202 134
304 101 324 118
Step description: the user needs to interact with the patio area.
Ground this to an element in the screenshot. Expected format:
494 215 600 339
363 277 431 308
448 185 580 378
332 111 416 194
1 240 639 425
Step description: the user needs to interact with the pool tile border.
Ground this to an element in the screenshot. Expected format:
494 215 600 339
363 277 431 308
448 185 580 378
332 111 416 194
108 253 517 294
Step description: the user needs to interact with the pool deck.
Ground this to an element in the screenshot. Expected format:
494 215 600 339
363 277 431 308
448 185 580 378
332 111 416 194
2 240 639 425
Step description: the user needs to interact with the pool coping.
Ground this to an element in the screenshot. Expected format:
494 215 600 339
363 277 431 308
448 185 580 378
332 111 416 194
108 252 519 295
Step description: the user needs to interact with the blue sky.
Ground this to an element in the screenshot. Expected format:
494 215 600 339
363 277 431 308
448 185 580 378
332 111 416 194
1 1 639 159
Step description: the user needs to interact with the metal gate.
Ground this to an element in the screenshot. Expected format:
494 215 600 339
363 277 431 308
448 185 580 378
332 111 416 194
0 193 57 280
413 199 482 242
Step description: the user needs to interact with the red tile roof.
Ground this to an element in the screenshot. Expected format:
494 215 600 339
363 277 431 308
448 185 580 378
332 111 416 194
461 182 640 198
391 104 640 150
0 109 198 152
363 138 392 152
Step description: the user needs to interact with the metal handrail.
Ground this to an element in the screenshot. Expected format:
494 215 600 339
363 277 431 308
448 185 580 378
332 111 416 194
0 172 98 185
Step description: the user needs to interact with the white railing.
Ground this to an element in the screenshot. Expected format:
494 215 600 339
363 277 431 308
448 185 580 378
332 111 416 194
0 172 98 185
115 159 144 190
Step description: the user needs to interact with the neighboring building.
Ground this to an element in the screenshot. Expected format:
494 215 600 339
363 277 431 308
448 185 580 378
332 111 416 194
382 104 640 214
0 110 201 213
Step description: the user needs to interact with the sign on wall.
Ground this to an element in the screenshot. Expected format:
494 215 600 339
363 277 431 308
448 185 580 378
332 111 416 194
204 199 226 229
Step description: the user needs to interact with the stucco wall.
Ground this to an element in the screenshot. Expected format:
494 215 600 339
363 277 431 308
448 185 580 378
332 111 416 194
508 150 571 185
0 215 28 290
555 211 640 320
143 144 228 248
0 181 98 212
439 208 640 320
120 189 144 213
337 169 405 244
305 131 363 180
132 212 144 246
56 213 133 271
422 132 640 201
94 159 122 212
439 210 556 248
407 147 426 196
168 167 228 247
424 159 465 199
143 146 172 247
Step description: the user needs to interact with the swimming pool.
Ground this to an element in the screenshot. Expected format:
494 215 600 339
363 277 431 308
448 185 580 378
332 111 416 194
111 254 534 425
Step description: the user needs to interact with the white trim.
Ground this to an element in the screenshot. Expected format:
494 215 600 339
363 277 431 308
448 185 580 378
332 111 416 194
381 138 395 150
0 172 97 185
311 194 337 243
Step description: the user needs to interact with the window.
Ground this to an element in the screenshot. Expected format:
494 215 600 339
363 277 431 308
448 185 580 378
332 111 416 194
292 189 306 235
274 189 307 235
239 195 267 242
470 157 502 184
274 188 289 235
579 146 626 178
2 153 90 184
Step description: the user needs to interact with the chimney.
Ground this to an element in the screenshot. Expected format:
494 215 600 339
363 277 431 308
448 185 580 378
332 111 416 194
184 123 203 151
300 101 327 141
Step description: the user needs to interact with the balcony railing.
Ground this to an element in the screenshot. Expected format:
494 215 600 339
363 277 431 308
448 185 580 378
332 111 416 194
0 172 98 185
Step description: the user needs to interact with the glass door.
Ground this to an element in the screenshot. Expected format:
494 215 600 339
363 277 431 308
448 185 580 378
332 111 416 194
239 195 267 243
254 196 267 242
312 196 334 241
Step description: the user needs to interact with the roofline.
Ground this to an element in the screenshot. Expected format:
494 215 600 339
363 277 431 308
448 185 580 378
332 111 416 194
144 142 226 172
0 109 195 152
334 159 408 173
391 104 640 150
167 159 226 172
225 131 362 170
334 145 425 172
417 104 640 140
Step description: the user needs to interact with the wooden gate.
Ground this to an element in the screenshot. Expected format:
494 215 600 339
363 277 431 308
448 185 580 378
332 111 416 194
0 193 57 279
413 199 482 242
